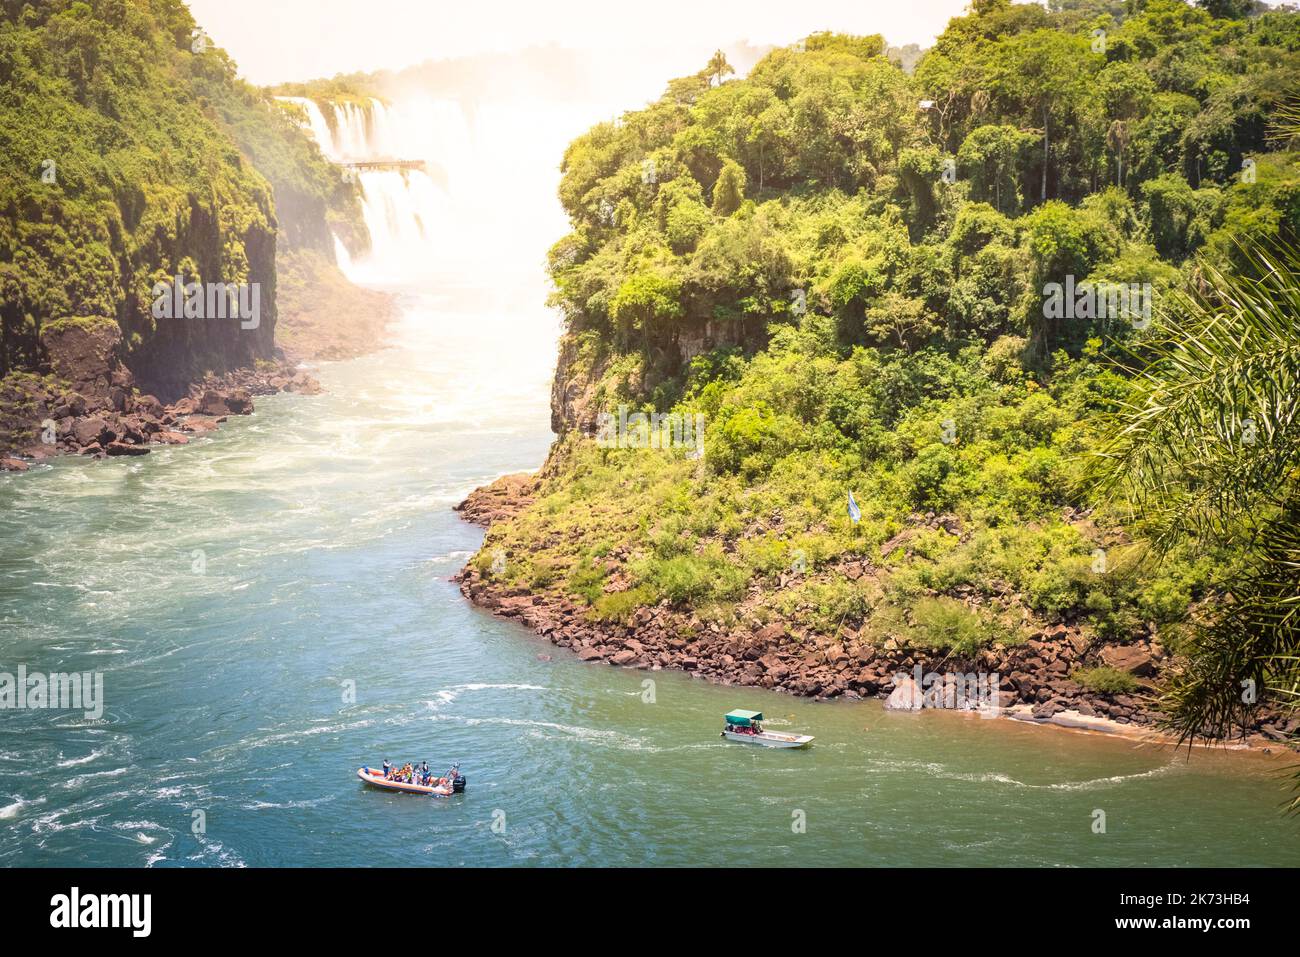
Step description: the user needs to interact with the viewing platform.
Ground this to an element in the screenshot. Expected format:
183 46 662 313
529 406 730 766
340 159 427 172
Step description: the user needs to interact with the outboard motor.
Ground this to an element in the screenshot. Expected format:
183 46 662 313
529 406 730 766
447 764 466 793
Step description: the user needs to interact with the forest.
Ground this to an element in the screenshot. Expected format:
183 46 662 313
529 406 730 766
472 0 1300 753
0 0 363 394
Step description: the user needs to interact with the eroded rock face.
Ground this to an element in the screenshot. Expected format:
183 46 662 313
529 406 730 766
454 473 538 527
549 334 600 437
40 317 132 404
548 316 765 439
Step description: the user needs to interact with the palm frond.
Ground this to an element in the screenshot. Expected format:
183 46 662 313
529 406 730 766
1085 242 1300 551
1086 238 1300 811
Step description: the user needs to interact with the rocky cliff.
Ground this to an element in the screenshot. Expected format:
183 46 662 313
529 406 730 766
0 0 371 455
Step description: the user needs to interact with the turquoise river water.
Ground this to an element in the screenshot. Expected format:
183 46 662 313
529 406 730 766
1 273 1297 867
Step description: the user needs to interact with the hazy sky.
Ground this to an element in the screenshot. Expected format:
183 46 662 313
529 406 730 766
184 0 977 86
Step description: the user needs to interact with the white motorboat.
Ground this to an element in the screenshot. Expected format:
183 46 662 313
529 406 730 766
720 709 814 748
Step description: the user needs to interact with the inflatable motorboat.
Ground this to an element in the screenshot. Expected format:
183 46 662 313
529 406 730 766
358 764 466 796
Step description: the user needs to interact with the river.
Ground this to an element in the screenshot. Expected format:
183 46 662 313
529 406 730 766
1 84 1298 867
0 268 1296 866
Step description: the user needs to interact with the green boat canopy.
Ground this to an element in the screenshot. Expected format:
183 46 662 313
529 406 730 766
725 710 763 726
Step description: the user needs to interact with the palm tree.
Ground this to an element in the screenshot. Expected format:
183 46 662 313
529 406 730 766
706 50 734 88
1106 119 1130 188
1086 241 1300 799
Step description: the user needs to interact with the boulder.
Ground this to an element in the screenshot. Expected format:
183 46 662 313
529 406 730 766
1098 644 1157 677
934 513 962 535
134 394 166 418
224 389 254 414
757 654 790 680
54 392 87 418
39 317 129 399
72 416 111 447
115 418 146 444
104 441 149 457
197 390 233 416
0 457 29 472
880 529 915 558
1032 699 1066 719
990 689 1019 709
285 373 321 395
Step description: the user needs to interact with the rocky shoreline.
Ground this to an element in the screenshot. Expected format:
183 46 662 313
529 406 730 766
0 251 398 473
0 317 322 471
454 473 1298 753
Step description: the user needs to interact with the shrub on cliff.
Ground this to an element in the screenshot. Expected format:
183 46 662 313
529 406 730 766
1073 666 1138 695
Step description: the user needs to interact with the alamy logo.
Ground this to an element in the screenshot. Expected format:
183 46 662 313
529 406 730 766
50 887 151 938
1042 276 1151 330
893 664 1000 715
151 273 261 330
0 666 103 720
596 405 705 458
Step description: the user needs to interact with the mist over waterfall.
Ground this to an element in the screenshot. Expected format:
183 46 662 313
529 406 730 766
281 92 599 305
276 88 603 434
279 96 467 282
276 82 652 422
277 56 750 301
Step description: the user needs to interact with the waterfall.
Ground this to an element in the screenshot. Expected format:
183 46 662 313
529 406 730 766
332 234 352 273
278 96 335 155
279 95 465 282
277 88 579 315
278 96 386 163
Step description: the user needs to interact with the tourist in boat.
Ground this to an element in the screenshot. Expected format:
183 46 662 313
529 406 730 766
382 760 392 779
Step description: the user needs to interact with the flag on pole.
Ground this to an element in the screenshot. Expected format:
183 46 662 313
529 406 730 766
847 490 861 525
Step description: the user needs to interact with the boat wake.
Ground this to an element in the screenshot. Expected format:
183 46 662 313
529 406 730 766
868 757 1180 791
425 682 547 711
457 716 660 752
